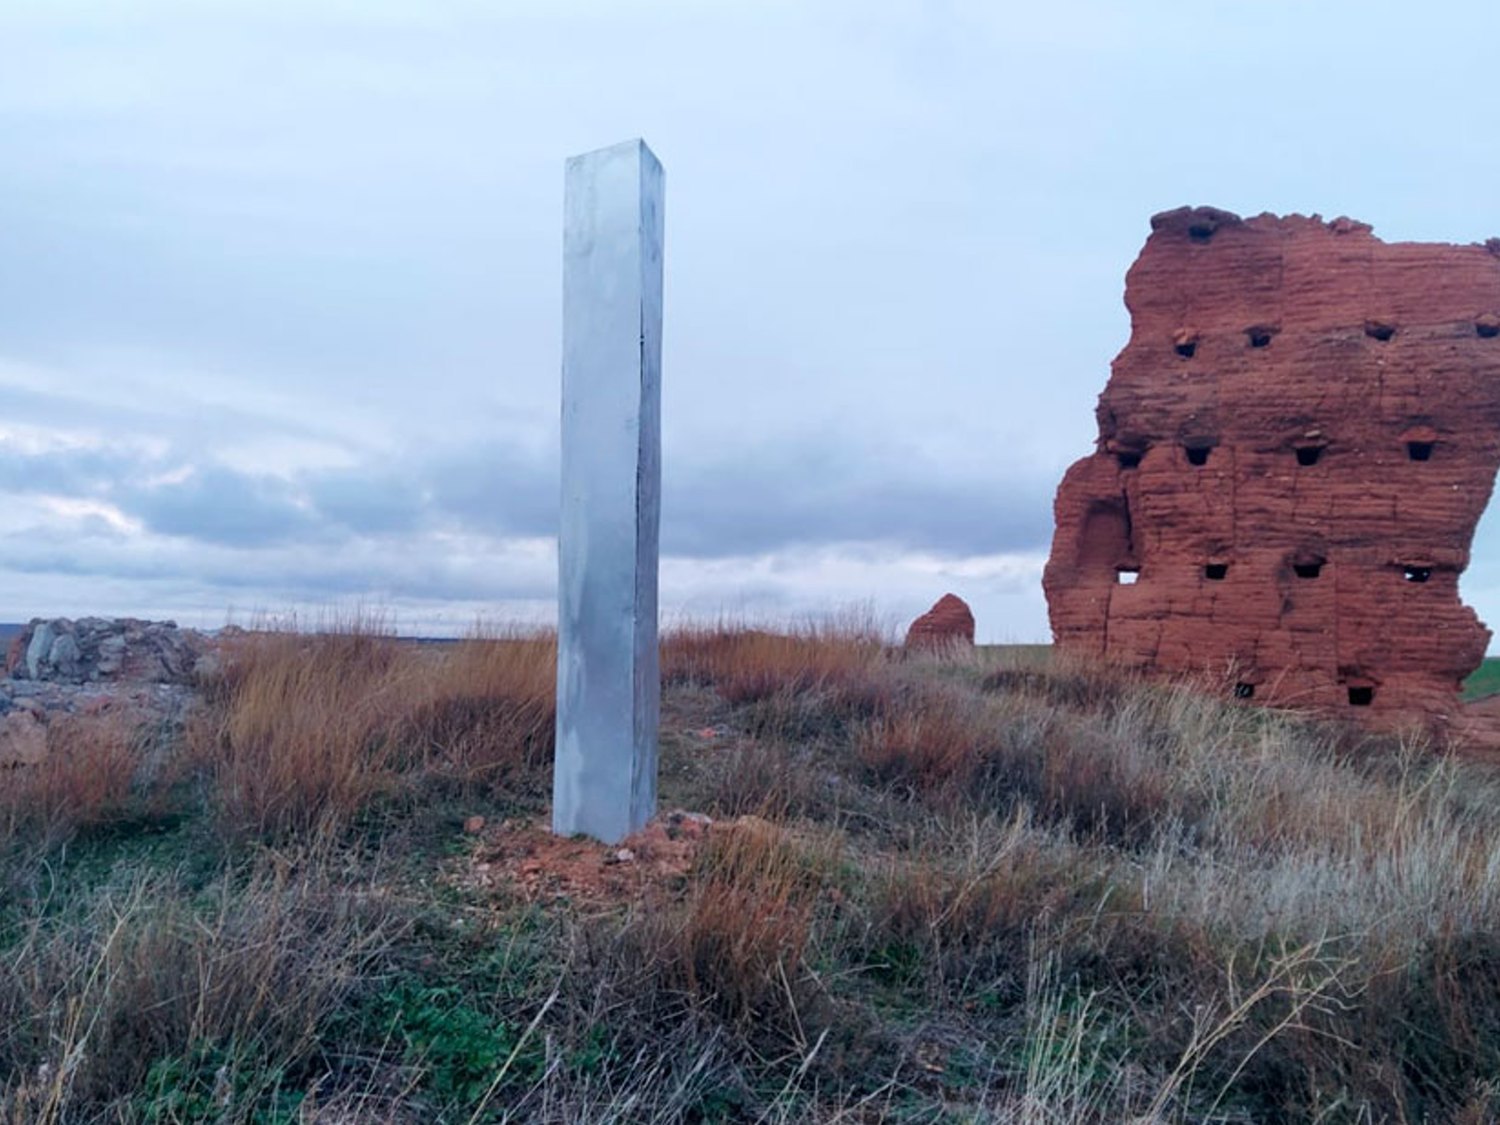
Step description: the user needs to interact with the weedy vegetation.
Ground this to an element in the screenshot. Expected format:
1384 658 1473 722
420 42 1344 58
2 615 1500 1121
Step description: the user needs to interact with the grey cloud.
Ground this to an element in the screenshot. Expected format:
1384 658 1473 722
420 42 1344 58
0 441 155 496
298 444 558 539
663 460 1054 558
307 469 428 536
124 467 322 547
0 527 555 605
0 430 1052 561
307 438 1053 559
418 445 558 537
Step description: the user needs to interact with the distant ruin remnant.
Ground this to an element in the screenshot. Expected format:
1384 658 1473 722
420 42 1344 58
1043 207 1500 732
7 617 205 684
554 139 664 843
905 593 976 650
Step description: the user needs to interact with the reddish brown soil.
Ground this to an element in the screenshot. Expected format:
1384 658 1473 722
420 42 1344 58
451 809 715 907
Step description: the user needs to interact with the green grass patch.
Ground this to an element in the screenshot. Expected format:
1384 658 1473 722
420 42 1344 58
1464 656 1500 700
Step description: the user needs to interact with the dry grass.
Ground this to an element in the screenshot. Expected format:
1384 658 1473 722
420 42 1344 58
0 855 402 1119
397 631 556 792
664 818 833 1032
663 615 887 708
194 622 555 839
0 715 152 854
196 628 411 839
3 621 1500 1119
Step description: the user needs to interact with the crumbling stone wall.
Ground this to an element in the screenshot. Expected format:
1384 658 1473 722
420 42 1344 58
1043 206 1500 732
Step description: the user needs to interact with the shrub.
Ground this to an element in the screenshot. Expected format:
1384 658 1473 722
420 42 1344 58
0 714 150 853
193 623 556 840
0 860 401 1116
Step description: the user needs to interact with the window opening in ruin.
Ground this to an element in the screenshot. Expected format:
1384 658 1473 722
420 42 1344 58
1348 686 1374 706
1403 566 1432 583
1293 561 1323 579
1295 447 1322 467
1204 563 1228 580
1185 446 1211 466
1188 223 1215 242
1117 451 1142 469
1407 441 1434 461
1479 320 1500 339
1247 329 1273 348
1116 568 1139 585
1234 682 1255 699
1175 341 1197 358
1365 323 1396 342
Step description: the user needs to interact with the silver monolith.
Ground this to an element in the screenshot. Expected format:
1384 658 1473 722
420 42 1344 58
553 139 663 843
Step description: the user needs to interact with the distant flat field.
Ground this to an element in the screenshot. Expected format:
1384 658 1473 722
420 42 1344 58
976 643 1052 667
1465 657 1500 701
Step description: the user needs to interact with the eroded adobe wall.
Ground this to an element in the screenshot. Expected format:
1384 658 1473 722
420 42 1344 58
1043 206 1500 732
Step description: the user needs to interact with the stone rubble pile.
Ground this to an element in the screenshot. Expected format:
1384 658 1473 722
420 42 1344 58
6 617 209 685
0 617 210 768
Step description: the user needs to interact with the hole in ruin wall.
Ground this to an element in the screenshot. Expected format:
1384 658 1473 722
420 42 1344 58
1041 206 1500 734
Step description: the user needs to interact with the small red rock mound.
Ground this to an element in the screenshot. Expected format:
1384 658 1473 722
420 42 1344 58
905 594 976 650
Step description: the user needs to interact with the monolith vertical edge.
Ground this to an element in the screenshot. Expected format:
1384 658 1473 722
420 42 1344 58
553 139 663 843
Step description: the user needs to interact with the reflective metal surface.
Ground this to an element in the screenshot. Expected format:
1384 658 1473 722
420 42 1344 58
553 139 663 843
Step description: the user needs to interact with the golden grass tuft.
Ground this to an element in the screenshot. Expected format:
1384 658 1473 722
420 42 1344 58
662 616 887 706
664 819 831 1028
855 686 989 791
8 619 1500 1119
397 630 556 790
0 714 146 851
194 621 556 839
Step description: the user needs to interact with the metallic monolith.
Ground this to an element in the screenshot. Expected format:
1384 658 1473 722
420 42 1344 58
553 139 663 843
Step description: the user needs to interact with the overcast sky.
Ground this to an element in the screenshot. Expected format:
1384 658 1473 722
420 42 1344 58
0 0 1497 641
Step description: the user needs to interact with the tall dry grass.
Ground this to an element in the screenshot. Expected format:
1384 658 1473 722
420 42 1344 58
662 615 887 708
662 628 1500 1118
0 715 157 856
194 623 556 839
0 855 403 1120
4 618 1500 1119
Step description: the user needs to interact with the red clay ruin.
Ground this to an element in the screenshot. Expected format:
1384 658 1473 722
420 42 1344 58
1043 206 1500 735
905 593 976 650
